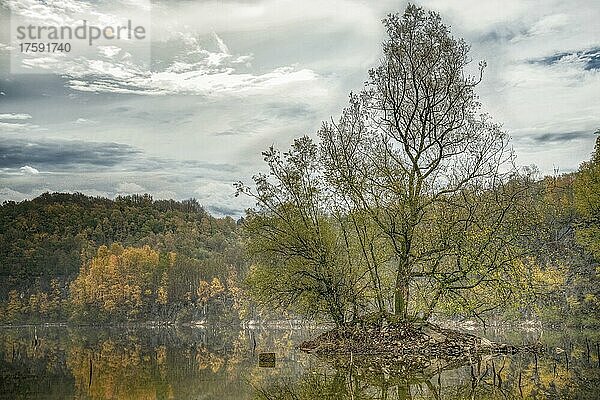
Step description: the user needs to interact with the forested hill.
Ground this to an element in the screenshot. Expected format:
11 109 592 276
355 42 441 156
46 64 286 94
0 193 247 323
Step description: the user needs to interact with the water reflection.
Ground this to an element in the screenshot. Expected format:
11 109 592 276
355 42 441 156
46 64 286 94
255 352 600 399
254 328 600 400
0 326 598 399
0 326 309 399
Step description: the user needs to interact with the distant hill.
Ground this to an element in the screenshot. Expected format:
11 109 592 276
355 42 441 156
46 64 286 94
0 192 243 303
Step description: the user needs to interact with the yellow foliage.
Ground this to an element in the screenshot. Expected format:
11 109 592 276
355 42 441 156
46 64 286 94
584 293 597 304
157 286 168 305
210 277 224 297
69 244 176 319
5 290 22 320
197 280 211 303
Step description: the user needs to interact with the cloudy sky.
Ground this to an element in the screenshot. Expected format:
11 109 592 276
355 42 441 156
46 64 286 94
0 0 599 216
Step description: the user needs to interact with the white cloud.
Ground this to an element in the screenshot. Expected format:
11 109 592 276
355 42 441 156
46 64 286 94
6 0 90 26
116 182 145 193
0 122 29 129
150 190 178 199
145 66 319 95
213 32 230 54
62 60 320 96
417 0 600 174
0 187 29 202
150 0 380 38
98 46 122 58
528 14 570 36
421 0 527 33
0 113 39 131
20 165 40 175
13 28 320 97
74 118 97 124
194 180 253 216
0 113 32 120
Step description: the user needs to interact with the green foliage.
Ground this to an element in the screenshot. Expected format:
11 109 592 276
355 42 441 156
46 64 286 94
509 153 600 327
0 192 248 324
574 135 600 260
238 5 600 328
239 138 367 326
239 4 533 324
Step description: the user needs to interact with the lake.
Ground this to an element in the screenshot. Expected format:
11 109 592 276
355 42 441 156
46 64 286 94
0 324 598 399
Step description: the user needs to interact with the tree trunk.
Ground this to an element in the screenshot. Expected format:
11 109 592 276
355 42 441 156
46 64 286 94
394 272 409 320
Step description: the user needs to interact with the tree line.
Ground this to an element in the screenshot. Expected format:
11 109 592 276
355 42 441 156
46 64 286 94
0 193 249 324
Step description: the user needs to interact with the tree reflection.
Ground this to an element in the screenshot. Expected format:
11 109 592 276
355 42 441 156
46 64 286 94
253 348 600 400
0 326 278 399
0 327 598 400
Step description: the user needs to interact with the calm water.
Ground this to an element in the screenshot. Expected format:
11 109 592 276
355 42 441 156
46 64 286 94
0 324 598 399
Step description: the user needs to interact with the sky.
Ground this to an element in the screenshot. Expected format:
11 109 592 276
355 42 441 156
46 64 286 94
0 0 599 216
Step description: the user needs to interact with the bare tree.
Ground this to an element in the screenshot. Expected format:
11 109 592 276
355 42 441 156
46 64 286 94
319 5 520 319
